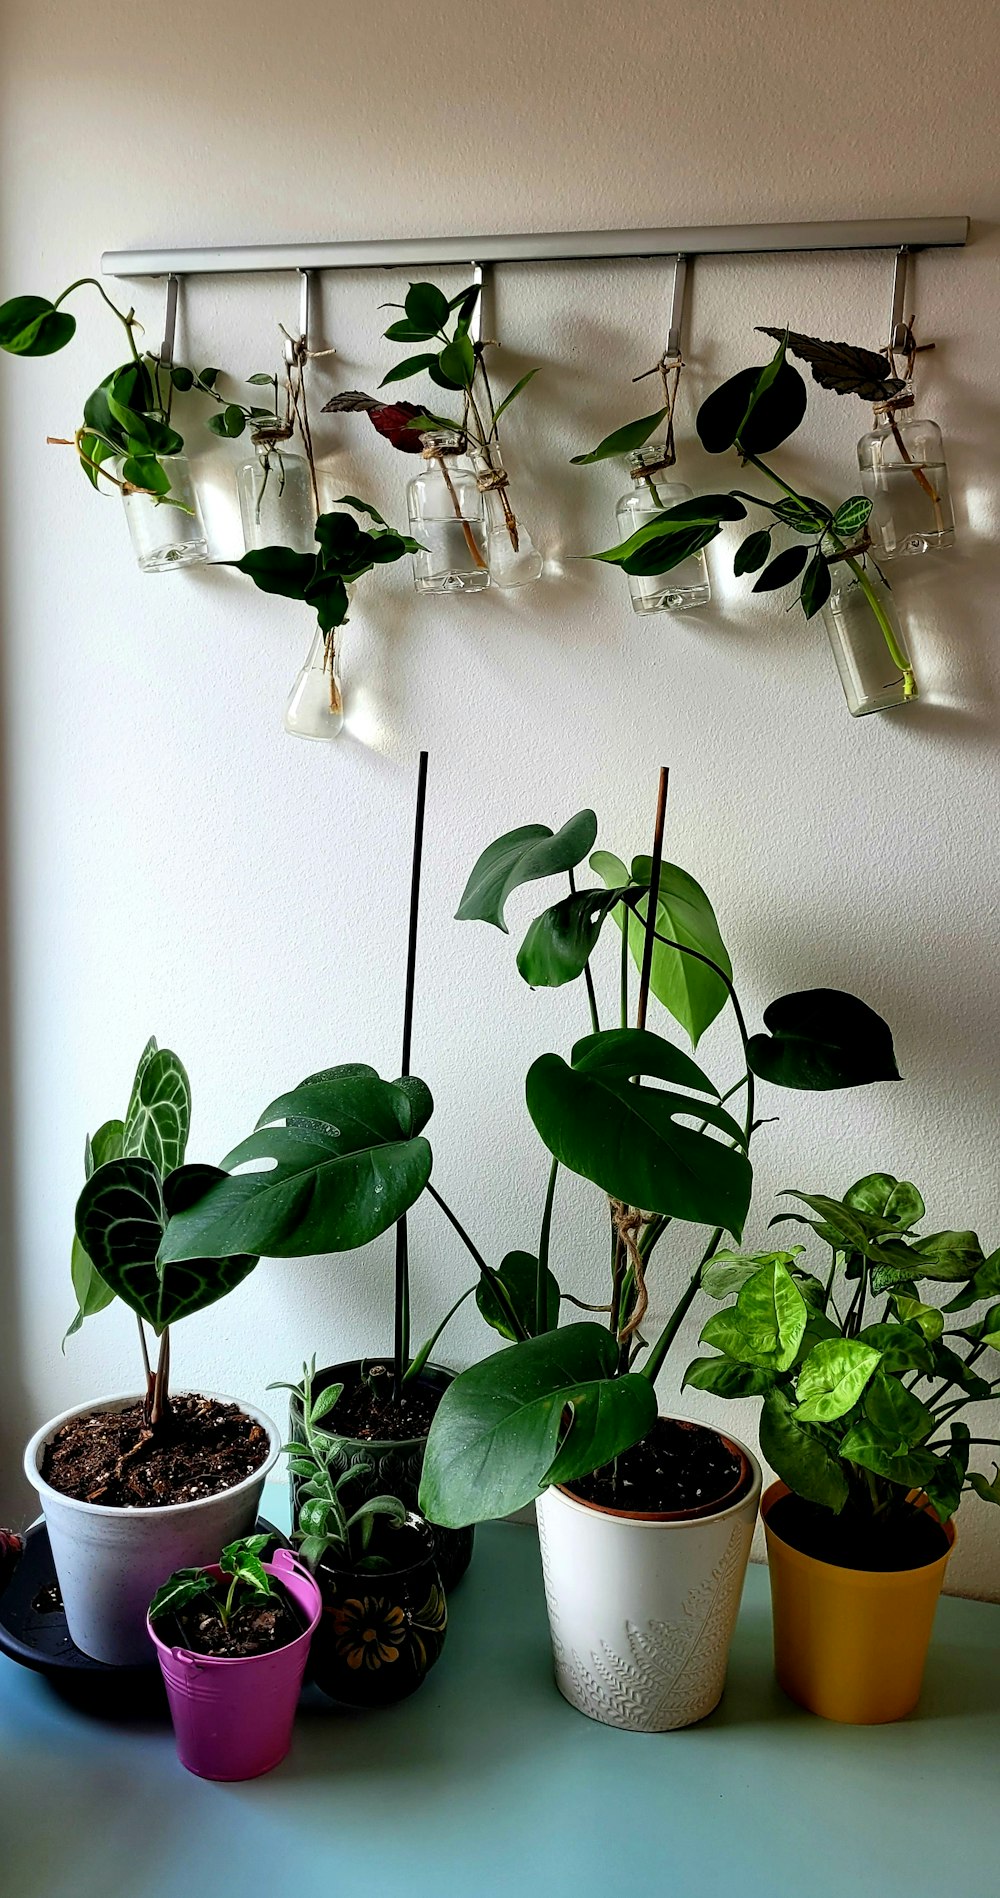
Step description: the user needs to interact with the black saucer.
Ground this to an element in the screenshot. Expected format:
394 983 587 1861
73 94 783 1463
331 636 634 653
0 1517 289 1711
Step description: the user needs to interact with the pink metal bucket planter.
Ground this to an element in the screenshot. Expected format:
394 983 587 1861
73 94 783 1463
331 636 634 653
148 1550 322 1780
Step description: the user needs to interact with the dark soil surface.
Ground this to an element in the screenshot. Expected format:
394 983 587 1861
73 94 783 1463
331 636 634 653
768 1492 950 1572
156 1586 305 1659
568 1418 747 1516
42 1394 270 1508
321 1365 440 1442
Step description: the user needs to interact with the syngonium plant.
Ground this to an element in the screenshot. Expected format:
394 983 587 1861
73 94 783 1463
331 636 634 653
583 331 916 703
415 772 900 1530
685 1174 1000 1530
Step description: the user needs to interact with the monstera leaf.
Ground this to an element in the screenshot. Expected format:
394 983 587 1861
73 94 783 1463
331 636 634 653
456 810 598 930
75 1158 258 1332
591 851 732 1046
123 1043 191 1174
747 989 899 1090
158 1068 432 1263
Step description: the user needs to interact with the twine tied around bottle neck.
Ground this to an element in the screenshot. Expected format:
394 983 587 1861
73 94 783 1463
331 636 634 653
251 420 296 451
630 354 684 480
823 528 872 568
873 318 934 420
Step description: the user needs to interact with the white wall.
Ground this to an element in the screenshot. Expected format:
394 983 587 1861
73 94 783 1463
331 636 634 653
2 0 999 1597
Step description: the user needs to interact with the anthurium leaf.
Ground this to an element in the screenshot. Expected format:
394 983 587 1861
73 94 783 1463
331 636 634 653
799 550 832 619
590 851 731 1048
526 1051 751 1234
757 328 906 402
225 546 316 601
832 495 874 536
65 1117 126 1342
752 545 809 592
795 1338 881 1424
0 294 76 356
759 1388 849 1511
76 1159 257 1331
747 988 900 1091
123 1047 191 1175
516 886 632 988
862 1371 935 1451
838 1423 940 1496
476 1250 559 1342
456 810 598 931
417 1324 656 1526
890 1294 944 1342
682 1356 774 1398
770 495 831 534
845 1173 925 1229
159 1070 431 1261
733 529 772 575
570 408 669 465
569 1026 718 1098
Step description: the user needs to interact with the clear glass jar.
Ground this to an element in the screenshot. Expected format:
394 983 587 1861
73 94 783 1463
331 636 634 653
120 455 209 573
615 450 711 612
238 444 317 555
857 399 955 559
406 432 489 593
284 627 344 741
821 565 917 716
474 460 543 588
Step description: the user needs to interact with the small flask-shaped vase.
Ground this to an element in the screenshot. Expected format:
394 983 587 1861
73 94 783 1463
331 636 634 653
238 444 317 555
284 627 344 741
615 450 711 612
821 566 917 716
120 455 209 573
476 462 543 587
857 397 955 559
406 432 489 593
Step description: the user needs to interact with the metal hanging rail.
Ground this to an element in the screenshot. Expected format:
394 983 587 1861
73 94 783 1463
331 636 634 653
102 217 969 280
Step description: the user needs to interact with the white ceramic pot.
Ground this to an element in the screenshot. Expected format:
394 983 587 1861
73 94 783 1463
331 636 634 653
24 1390 281 1666
535 1425 762 1731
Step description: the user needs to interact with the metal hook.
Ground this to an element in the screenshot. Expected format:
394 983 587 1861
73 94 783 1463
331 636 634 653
665 254 689 361
469 262 485 345
889 247 910 353
285 267 315 365
158 273 178 368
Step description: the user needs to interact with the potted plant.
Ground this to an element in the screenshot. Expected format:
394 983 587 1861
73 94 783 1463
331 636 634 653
417 767 900 1729
326 277 542 588
590 333 918 717
148 1534 322 1779
686 1172 1000 1722
24 1037 280 1667
271 1362 447 1706
0 278 211 571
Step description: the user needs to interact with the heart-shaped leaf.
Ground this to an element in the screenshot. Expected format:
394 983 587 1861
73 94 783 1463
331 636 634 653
697 352 807 456
123 1048 191 1174
795 1338 881 1423
476 1249 559 1341
0 294 76 357
747 988 899 1091
701 1258 807 1370
832 495 874 536
76 1158 258 1331
590 851 732 1047
456 810 598 931
418 1324 657 1526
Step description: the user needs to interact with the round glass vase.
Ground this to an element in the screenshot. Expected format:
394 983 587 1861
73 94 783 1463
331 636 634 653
284 626 344 741
821 563 917 717
615 450 711 612
238 445 317 555
857 400 955 559
119 455 209 574
406 432 489 593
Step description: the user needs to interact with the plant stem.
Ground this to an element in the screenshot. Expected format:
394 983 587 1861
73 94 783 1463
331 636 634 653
426 1183 527 1341
636 766 669 1032
640 1227 724 1384
394 749 428 1398
536 1158 559 1335
619 906 629 1028
403 1284 476 1383
149 1328 171 1430
136 1315 153 1398
567 868 600 1033
436 452 488 570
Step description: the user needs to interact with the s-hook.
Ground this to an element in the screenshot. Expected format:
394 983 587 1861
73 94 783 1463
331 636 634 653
285 267 316 366
158 273 179 368
665 253 689 362
469 261 485 345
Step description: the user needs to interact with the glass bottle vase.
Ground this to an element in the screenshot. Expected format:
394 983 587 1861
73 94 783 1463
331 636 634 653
406 432 489 593
238 447 317 555
120 455 209 573
821 567 917 716
475 460 543 587
615 451 711 612
857 403 955 559
284 627 344 741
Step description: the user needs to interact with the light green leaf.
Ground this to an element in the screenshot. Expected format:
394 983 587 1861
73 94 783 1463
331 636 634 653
701 1247 803 1301
891 1294 944 1342
570 408 669 465
844 1173 925 1229
794 1337 881 1423
682 1356 774 1399
702 1258 807 1370
590 850 731 1048
759 1388 849 1511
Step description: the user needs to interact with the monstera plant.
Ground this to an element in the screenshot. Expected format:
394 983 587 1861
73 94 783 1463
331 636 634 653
418 769 901 1529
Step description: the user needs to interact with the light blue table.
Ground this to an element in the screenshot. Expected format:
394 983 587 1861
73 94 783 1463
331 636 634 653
3 1503 998 1898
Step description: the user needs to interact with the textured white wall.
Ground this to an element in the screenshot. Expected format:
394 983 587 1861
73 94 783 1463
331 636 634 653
2 0 999 1597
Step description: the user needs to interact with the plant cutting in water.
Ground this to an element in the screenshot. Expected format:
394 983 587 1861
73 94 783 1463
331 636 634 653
270 1361 409 1573
592 333 918 707
70 1037 260 1429
417 767 901 1529
686 1173 1000 1534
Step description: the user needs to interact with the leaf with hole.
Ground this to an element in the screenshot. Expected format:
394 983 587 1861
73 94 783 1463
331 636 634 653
515 886 634 988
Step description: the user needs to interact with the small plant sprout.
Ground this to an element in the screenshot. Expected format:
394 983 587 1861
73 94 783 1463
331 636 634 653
270 1361 409 1574
149 1534 276 1633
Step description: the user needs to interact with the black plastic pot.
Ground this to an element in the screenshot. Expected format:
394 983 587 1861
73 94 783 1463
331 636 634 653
311 1510 447 1707
288 1359 474 1592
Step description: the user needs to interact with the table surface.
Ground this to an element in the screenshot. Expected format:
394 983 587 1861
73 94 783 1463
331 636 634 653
3 1491 999 1898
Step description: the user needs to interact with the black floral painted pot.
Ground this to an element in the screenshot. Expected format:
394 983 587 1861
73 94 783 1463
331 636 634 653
311 1511 447 1707
289 1359 474 1592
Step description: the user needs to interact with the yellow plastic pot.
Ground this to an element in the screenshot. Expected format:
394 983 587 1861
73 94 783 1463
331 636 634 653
761 1481 955 1724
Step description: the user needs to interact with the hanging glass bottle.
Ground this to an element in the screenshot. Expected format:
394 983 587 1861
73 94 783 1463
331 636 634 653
473 458 543 587
821 557 917 717
406 431 489 593
120 455 209 573
284 626 344 741
615 448 711 613
238 428 317 555
857 390 955 560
